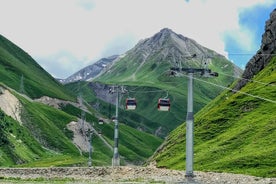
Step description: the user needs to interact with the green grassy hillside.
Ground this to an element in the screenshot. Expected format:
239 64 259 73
0 90 80 166
0 34 163 167
0 34 75 100
91 54 239 137
0 86 162 166
149 57 276 177
60 103 163 164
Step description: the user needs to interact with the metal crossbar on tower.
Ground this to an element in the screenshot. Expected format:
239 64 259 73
171 55 218 178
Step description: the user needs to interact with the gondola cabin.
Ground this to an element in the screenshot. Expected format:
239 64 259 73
98 119 104 125
126 98 137 110
158 98 170 111
98 129 102 135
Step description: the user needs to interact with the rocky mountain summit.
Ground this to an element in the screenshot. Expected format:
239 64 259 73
234 9 276 90
128 28 226 67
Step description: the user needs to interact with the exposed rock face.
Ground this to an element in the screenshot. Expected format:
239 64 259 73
234 9 276 91
88 82 117 106
67 120 92 153
128 28 226 67
0 87 22 124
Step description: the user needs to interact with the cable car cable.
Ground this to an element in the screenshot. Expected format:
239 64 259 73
216 72 276 87
182 74 276 104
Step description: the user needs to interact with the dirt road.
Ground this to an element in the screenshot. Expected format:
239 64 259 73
0 166 275 183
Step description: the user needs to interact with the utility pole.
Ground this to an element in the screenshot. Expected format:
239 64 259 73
109 85 125 166
78 81 85 136
88 130 93 167
186 71 194 178
171 55 218 178
81 110 85 136
19 75 25 94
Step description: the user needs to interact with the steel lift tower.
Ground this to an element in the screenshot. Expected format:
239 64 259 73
109 85 126 166
171 56 218 178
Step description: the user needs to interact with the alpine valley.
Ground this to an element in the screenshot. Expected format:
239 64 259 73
0 8 275 178
66 28 242 138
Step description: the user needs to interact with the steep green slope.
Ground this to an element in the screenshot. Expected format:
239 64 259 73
19 96 79 155
0 89 81 166
0 109 47 166
0 34 74 100
0 85 162 166
0 34 163 167
60 103 163 164
149 57 276 177
93 56 238 137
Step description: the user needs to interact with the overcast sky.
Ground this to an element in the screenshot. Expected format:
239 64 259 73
1 0 276 79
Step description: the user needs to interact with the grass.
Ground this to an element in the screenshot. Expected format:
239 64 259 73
90 119 163 164
59 102 163 164
0 79 163 167
17 155 87 167
67 79 229 138
150 57 276 178
90 50 238 138
18 96 79 155
0 34 75 101
0 177 78 184
0 107 49 166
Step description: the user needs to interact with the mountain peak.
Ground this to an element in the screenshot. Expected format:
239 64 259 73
129 28 212 65
159 28 173 34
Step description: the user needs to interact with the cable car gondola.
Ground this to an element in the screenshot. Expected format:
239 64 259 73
98 129 102 135
126 98 137 110
157 98 170 111
98 118 104 125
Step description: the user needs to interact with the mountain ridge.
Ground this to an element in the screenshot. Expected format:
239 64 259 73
95 28 242 83
60 55 119 84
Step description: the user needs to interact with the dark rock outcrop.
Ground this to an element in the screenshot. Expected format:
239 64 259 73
234 9 276 91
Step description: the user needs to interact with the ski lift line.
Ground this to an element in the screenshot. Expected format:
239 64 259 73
185 74 276 104
170 68 275 87
217 72 276 87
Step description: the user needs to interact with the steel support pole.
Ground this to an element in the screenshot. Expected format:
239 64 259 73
88 132 92 167
186 72 194 178
112 87 120 166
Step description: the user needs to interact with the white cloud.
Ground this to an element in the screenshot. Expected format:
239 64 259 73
0 0 275 78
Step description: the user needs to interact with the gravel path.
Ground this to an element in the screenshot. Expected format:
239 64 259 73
0 166 275 183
